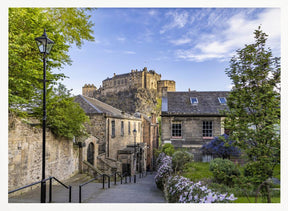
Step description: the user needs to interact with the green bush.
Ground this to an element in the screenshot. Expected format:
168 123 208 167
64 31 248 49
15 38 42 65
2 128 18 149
209 158 240 186
172 151 194 172
161 143 175 156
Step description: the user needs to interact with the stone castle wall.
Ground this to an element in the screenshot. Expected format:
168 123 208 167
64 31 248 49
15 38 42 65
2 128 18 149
81 67 175 98
8 117 80 193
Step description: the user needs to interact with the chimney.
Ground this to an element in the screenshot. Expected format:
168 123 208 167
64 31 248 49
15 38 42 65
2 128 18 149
162 87 168 98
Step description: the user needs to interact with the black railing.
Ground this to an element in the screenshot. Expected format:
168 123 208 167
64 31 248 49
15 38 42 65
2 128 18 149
79 173 113 203
78 171 127 203
9 176 72 203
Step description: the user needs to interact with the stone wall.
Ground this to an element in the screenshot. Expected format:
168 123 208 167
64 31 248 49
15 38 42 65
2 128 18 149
8 117 80 192
85 114 106 154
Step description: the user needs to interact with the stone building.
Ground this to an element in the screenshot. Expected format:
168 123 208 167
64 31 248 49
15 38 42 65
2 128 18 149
161 88 229 160
74 95 147 175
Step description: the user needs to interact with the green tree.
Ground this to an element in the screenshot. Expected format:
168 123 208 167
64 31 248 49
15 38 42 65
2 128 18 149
32 84 89 139
9 8 94 111
9 8 94 139
224 26 280 202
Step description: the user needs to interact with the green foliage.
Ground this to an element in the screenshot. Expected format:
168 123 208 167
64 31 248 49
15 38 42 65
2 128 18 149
182 162 213 182
9 8 94 111
209 158 240 186
9 8 94 138
172 150 194 172
273 164 280 180
161 143 175 156
244 161 273 185
224 26 280 200
155 98 162 116
32 84 89 139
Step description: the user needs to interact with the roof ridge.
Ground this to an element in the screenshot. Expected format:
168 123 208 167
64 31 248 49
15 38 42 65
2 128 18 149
79 95 103 113
82 95 123 114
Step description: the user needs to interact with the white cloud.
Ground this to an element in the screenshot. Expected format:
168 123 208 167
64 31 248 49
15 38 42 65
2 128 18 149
170 38 191 45
175 9 280 62
148 9 157 16
123 51 136 55
117 36 126 42
160 10 189 34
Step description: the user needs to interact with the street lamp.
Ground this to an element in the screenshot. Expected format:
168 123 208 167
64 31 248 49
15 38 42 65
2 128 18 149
133 129 137 183
35 29 54 203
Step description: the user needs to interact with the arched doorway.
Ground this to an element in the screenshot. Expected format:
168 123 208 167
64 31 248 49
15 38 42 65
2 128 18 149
87 142 95 165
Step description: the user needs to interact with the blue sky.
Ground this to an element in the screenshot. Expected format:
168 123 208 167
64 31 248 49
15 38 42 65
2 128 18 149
57 8 281 95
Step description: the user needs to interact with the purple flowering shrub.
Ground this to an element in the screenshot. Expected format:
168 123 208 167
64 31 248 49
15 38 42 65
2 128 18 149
166 175 237 203
155 152 173 190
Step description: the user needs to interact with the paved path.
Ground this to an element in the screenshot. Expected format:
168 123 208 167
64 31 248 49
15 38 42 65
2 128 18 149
8 172 166 203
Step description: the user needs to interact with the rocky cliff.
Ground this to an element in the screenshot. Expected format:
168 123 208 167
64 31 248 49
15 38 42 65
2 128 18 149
95 88 159 116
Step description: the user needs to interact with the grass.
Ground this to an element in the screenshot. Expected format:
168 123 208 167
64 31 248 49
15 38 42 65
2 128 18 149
234 196 280 203
182 162 213 182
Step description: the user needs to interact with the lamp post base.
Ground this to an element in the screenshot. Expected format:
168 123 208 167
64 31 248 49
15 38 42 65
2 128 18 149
41 181 46 203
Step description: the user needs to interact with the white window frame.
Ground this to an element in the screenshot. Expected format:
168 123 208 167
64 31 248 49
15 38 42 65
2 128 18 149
190 97 198 105
218 97 227 104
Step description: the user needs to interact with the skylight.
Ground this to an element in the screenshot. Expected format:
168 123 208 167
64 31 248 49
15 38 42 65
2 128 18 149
190 97 198 104
218 97 227 104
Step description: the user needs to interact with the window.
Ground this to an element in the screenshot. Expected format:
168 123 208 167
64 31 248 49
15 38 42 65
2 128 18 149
172 121 182 138
111 120 115 138
203 121 213 137
128 121 131 134
190 97 198 104
121 121 124 136
218 97 227 104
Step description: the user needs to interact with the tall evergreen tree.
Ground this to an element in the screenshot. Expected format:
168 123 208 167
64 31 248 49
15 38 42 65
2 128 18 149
225 26 280 202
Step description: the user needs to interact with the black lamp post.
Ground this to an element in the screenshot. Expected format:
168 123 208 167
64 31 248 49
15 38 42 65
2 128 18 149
133 129 137 182
35 29 54 203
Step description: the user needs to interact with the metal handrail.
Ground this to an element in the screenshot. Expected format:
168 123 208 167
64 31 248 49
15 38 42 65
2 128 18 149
79 174 103 203
8 180 42 194
79 172 125 203
49 177 72 203
9 176 72 203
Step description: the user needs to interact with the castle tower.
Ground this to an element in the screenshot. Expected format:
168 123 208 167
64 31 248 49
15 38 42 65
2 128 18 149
82 84 97 97
157 80 176 98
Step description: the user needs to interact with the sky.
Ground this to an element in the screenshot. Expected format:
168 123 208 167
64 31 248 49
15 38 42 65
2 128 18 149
57 8 281 96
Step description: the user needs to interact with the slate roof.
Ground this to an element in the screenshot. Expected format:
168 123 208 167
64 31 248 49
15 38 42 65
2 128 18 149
162 91 229 116
74 95 139 119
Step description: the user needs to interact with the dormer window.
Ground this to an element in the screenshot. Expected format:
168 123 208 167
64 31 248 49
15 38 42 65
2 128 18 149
190 97 198 105
218 97 227 104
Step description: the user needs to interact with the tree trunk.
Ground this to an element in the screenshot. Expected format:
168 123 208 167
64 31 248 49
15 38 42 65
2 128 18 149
266 182 271 203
